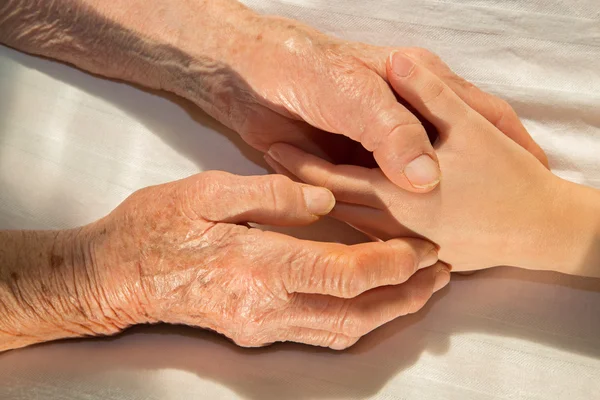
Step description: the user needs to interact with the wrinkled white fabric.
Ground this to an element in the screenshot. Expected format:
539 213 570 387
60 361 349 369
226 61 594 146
0 0 599 399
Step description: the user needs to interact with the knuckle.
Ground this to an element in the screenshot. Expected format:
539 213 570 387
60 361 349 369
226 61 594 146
197 171 232 198
233 322 269 348
128 186 152 202
234 336 264 348
317 169 334 190
361 103 422 152
266 174 293 195
373 122 428 163
405 288 432 315
395 242 421 275
341 316 362 338
496 98 514 113
328 334 359 351
338 305 369 337
264 174 295 212
200 169 230 184
344 252 371 297
445 71 475 91
488 96 517 128
193 171 235 220
497 98 517 120
385 120 427 144
422 81 447 105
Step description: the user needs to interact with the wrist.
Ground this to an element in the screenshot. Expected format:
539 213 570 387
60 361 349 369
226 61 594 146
0 227 136 351
44 227 143 336
523 176 600 276
164 10 326 132
101 0 261 102
50 227 132 334
84 220 156 327
548 179 600 276
158 4 274 131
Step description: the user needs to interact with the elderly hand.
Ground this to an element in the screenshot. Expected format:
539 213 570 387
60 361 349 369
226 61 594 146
265 53 600 275
1 0 547 192
0 171 450 352
197 11 549 190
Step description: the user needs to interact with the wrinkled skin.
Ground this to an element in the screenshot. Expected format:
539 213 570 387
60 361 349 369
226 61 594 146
89 171 449 349
0 0 549 351
266 53 567 273
217 15 548 190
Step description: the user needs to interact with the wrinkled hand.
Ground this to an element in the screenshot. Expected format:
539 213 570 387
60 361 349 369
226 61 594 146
265 53 564 273
89 171 449 349
217 15 548 191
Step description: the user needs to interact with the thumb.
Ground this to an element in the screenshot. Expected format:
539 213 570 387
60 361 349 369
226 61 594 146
335 74 441 192
187 171 335 226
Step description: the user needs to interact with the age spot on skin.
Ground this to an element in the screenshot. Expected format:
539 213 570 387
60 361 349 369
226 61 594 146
50 255 64 270
40 283 49 294
10 272 19 282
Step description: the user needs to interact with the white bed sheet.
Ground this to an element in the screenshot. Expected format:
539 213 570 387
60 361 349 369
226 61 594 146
1 0 599 399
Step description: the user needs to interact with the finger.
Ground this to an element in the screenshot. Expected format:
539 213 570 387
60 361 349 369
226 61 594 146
263 153 300 182
491 104 549 167
268 232 438 298
186 171 334 225
329 202 414 241
267 143 386 208
366 104 441 192
387 51 475 134
258 161 393 243
431 69 549 167
365 47 548 166
280 327 360 350
286 263 451 337
316 75 441 191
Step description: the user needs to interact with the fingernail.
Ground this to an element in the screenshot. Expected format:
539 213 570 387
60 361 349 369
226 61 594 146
404 154 441 189
433 266 451 293
302 186 335 215
419 248 438 269
391 51 415 77
267 146 282 163
264 154 283 173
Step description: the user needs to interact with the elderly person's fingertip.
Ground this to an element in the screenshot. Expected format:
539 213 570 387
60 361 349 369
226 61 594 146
389 50 416 78
404 154 441 190
301 185 335 215
267 142 294 164
433 264 451 293
264 153 284 173
419 246 439 269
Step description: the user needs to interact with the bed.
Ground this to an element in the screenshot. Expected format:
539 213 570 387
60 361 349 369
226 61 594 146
1 0 599 398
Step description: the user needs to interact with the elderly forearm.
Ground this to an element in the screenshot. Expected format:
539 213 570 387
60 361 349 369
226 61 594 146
0 0 259 125
0 228 140 351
